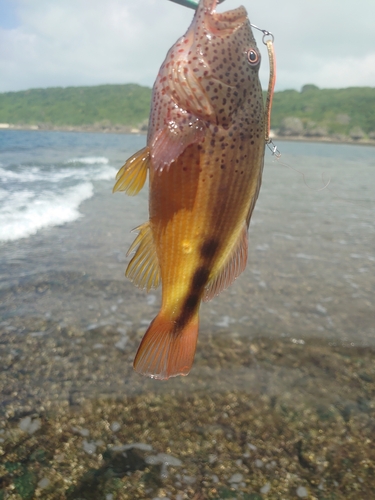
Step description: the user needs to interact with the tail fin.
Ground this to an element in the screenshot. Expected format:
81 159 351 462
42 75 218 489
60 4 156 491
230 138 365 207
133 313 199 380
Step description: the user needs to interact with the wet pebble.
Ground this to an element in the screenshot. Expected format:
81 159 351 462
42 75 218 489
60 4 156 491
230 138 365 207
19 416 41 435
183 475 196 485
145 453 182 467
82 439 97 454
147 294 156 305
316 304 327 315
111 442 152 452
229 473 243 483
37 477 50 489
72 427 90 437
260 482 271 494
115 335 128 351
110 421 121 432
296 485 308 498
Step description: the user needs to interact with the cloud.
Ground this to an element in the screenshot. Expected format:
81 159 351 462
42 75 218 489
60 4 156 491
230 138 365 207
1 0 375 93
0 0 189 91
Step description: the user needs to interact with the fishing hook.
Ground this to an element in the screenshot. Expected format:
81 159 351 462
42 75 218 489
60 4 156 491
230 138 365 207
250 24 275 45
266 139 281 159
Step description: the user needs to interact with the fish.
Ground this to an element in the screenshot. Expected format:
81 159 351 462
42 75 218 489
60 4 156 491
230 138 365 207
114 0 266 380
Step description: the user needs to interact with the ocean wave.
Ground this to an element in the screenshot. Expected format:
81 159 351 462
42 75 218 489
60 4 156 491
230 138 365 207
0 182 94 242
0 164 117 184
65 156 109 165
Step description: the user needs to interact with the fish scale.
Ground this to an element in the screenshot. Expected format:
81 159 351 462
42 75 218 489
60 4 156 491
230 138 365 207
114 0 266 379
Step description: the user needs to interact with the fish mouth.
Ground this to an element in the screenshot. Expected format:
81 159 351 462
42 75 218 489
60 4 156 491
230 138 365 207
200 0 248 35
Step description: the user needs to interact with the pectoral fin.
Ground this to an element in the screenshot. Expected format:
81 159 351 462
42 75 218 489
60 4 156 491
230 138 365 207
113 146 149 195
126 222 161 291
150 60 215 173
150 117 205 172
203 224 248 302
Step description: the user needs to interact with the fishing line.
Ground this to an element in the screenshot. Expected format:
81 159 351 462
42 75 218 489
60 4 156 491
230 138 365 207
322 173 374 208
272 156 332 192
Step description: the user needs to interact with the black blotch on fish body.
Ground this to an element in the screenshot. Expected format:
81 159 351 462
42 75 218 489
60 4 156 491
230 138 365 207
174 293 200 332
200 239 219 260
192 267 210 289
184 293 201 311
174 267 210 332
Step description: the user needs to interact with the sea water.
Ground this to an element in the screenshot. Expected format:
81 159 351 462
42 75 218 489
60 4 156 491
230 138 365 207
1 130 374 497
0 130 143 241
0 130 374 345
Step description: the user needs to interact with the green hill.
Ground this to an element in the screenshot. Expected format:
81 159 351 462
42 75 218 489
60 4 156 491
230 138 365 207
269 85 375 139
0 84 151 128
0 83 374 139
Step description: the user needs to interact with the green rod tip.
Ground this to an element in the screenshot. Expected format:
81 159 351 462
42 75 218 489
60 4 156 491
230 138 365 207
168 0 225 10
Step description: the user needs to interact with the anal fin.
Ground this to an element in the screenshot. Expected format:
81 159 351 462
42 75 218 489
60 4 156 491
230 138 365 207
113 146 149 195
126 222 161 291
203 224 248 302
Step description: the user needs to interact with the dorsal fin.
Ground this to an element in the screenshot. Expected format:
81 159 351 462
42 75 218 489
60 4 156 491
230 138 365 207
126 222 161 291
203 224 248 302
113 146 149 195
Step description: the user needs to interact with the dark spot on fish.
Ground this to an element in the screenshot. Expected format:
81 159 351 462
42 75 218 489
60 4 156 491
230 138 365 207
174 293 200 331
184 293 200 311
192 267 210 289
201 239 219 260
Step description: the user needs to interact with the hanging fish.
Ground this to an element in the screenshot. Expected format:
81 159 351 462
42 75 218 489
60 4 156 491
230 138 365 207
114 0 270 379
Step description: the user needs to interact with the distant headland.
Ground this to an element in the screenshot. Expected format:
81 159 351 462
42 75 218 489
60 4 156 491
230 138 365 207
1 83 374 146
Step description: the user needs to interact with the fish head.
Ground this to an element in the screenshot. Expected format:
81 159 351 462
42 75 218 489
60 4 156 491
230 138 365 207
186 0 263 125
149 0 265 169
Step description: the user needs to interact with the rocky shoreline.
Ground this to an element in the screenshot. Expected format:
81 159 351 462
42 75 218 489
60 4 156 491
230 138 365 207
1 324 374 500
1 123 375 147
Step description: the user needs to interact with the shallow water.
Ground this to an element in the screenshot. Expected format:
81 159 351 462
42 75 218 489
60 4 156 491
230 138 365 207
0 131 374 499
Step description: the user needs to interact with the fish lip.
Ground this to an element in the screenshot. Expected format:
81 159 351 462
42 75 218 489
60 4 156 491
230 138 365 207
198 0 248 35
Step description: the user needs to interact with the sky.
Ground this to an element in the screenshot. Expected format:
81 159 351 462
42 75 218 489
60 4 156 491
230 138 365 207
1 0 375 94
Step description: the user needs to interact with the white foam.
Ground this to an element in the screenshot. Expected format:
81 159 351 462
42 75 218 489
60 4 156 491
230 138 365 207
66 156 109 165
0 182 94 242
0 164 116 184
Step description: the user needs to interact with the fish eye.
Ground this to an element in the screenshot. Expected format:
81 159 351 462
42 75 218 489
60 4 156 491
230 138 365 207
247 49 260 66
